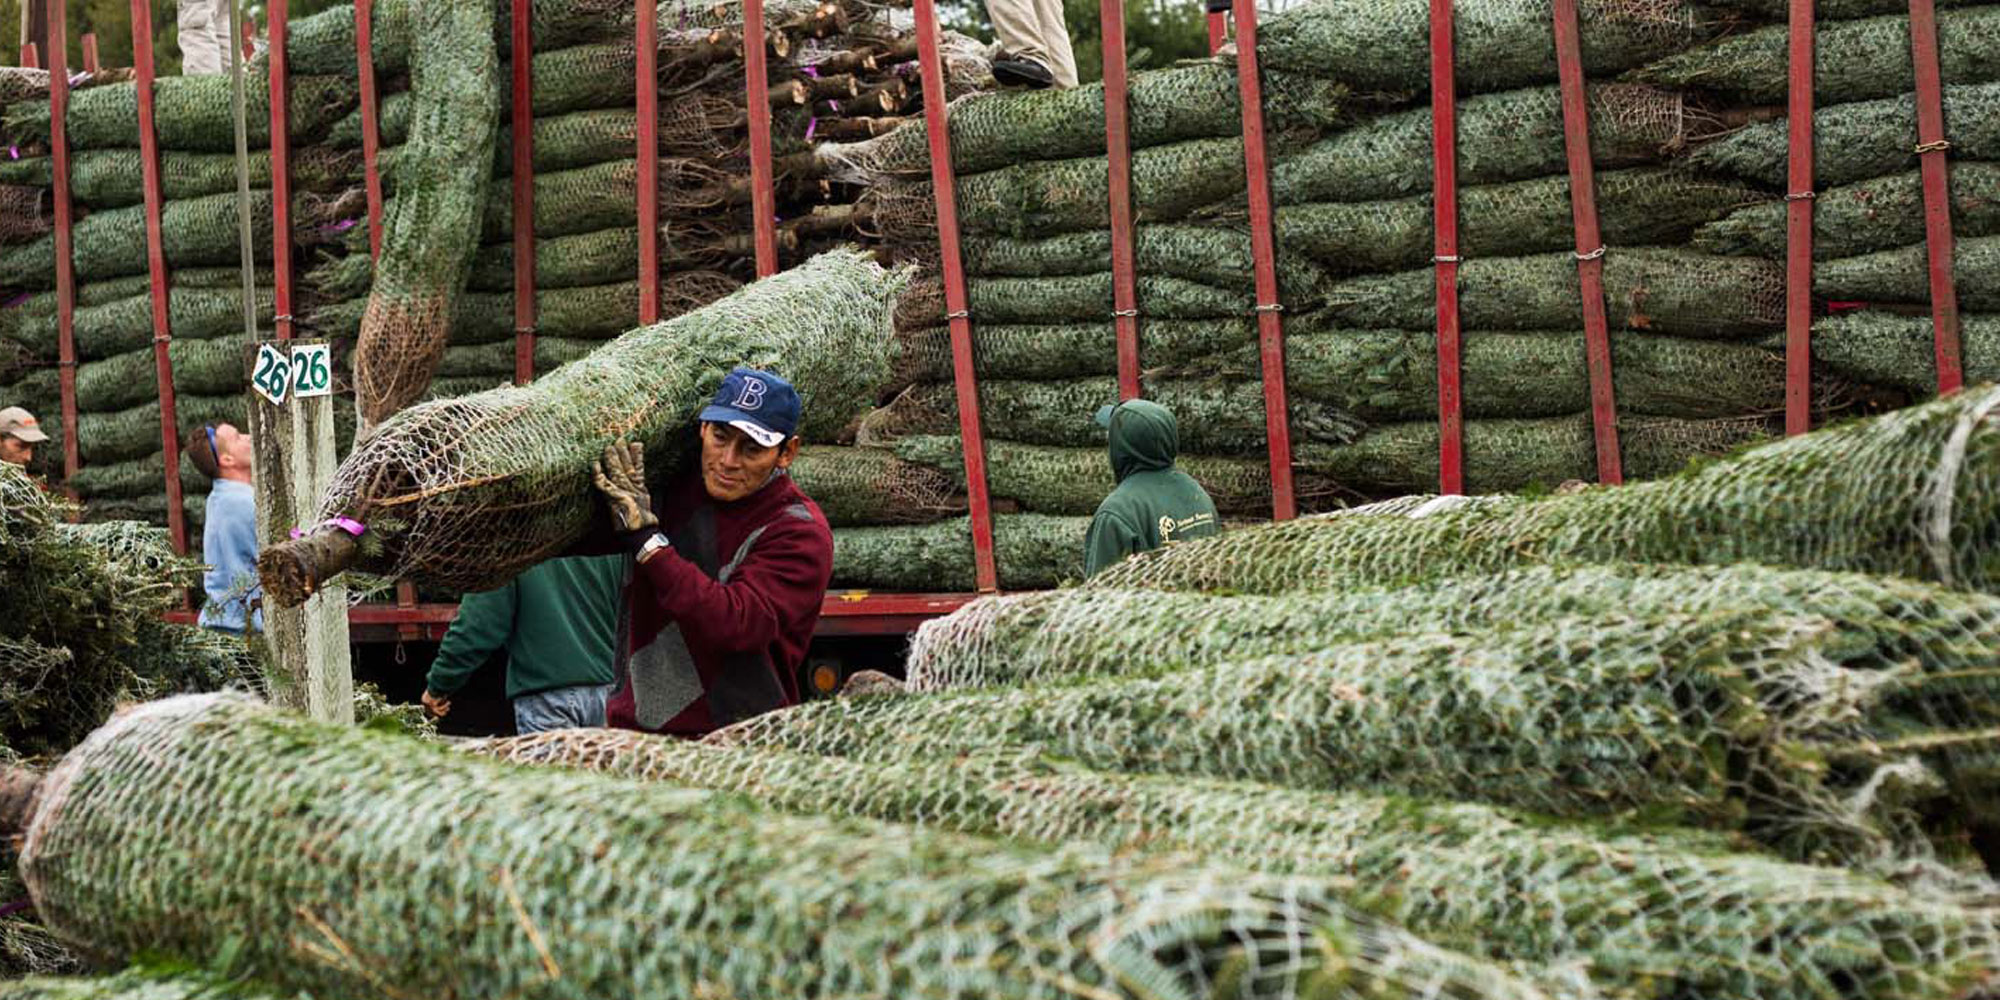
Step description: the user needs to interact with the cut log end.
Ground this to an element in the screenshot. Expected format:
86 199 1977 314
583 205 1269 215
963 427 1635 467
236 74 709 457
0 766 42 839
258 527 361 609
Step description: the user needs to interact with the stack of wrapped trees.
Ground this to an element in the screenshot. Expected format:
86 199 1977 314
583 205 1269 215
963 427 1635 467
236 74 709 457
0 65 365 530
813 0 1996 585
291 0 991 414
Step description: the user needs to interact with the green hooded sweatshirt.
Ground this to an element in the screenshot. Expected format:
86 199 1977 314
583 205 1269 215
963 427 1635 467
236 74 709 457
425 554 625 701
1083 399 1221 577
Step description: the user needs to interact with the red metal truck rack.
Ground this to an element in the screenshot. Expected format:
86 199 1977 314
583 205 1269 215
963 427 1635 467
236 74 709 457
33 0 1965 638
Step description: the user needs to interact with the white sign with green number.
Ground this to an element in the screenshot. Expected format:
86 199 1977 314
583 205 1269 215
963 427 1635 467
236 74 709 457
251 342 291 405
290 344 333 399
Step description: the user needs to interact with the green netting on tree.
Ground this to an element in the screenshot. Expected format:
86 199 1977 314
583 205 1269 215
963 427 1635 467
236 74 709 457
62 451 205 501
894 272 1261 332
1317 248 1785 338
1 287 273 363
72 395 244 466
953 224 1329 299
1694 162 2000 259
323 40 662 149
280 0 635 77
1 73 358 153
370 158 745 245
1689 83 2000 188
0 190 358 290
1295 413 1773 492
269 251 900 597
861 377 1365 452
787 445 963 525
830 514 1090 590
353 0 500 425
1701 0 1977 19
427 337 601 378
376 109 673 180
910 562 1992 698
1090 387 2000 595
890 318 1256 383
313 227 641 296
1816 237 2000 310
477 729 2000 1000
78 496 206 533
1275 168 1769 276
1268 84 1686 205
467 232 744 298
1632 6 2000 105
69 339 247 413
11 693 1552 1000
890 435 1340 515
1258 0 1710 93
721 610 1995 866
0 969 298 1000
0 466 200 757
0 148 357 209
1807 312 1997 396
871 136 1252 241
1251 325 1809 428
0 184 53 246
0 68 49 107
307 278 731 346
831 63 1351 179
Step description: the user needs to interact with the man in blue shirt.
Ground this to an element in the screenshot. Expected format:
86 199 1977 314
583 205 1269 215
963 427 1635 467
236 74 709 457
185 421 262 633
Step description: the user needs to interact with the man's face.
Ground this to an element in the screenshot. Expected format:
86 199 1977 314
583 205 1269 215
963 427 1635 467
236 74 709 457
0 435 33 468
699 421 798 503
214 423 254 473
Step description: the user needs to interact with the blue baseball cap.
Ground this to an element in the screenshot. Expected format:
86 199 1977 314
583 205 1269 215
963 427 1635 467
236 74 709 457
699 366 801 447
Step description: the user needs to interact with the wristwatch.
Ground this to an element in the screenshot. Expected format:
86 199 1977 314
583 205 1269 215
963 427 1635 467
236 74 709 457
636 532 672 563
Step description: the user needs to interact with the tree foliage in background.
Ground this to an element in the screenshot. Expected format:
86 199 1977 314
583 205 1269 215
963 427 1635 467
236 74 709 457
944 0 1211 84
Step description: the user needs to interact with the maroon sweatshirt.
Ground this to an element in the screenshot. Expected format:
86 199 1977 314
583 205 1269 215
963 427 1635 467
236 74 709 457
598 468 833 736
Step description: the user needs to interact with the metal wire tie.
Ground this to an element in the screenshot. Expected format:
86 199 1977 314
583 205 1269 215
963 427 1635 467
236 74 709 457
153 334 173 343
1784 190 1816 201
513 326 537 336
1254 302 1285 314
56 358 77 368
944 309 971 320
1573 246 1607 262
1432 254 1463 263
1111 308 1140 318
1914 139 1953 153
272 313 294 323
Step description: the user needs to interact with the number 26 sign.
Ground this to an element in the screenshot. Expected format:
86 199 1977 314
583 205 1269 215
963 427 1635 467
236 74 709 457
251 343 333 406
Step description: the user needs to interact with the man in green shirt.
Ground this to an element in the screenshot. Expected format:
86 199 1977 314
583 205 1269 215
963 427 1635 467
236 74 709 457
1083 399 1221 577
422 554 625 733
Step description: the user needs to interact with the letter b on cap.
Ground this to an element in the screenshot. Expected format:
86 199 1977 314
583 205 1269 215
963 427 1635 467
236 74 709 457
733 376 769 411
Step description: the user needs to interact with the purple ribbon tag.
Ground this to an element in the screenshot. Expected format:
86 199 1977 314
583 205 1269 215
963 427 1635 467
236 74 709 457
291 517 367 540
0 899 31 919
804 116 818 142
2 292 29 309
5 145 18 160
802 65 819 78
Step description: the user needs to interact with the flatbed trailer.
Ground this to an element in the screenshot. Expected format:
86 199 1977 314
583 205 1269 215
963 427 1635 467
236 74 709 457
17 0 1970 644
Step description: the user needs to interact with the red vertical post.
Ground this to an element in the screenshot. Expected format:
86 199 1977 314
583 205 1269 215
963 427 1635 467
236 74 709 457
1207 11 1227 52
635 0 661 322
511 0 537 384
1231 0 1297 520
914 0 999 593
1102 0 1141 400
21 42 37 68
1429 0 1463 495
80 32 96 72
1784 0 1815 434
1550 0 1622 484
130 0 189 554
45 11 78 479
1909 0 1962 395
268 0 295 340
355 0 385 258
742 0 778 277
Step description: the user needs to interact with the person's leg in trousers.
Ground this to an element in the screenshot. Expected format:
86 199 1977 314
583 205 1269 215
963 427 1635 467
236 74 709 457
177 0 225 74
1034 0 1079 88
987 0 1057 86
